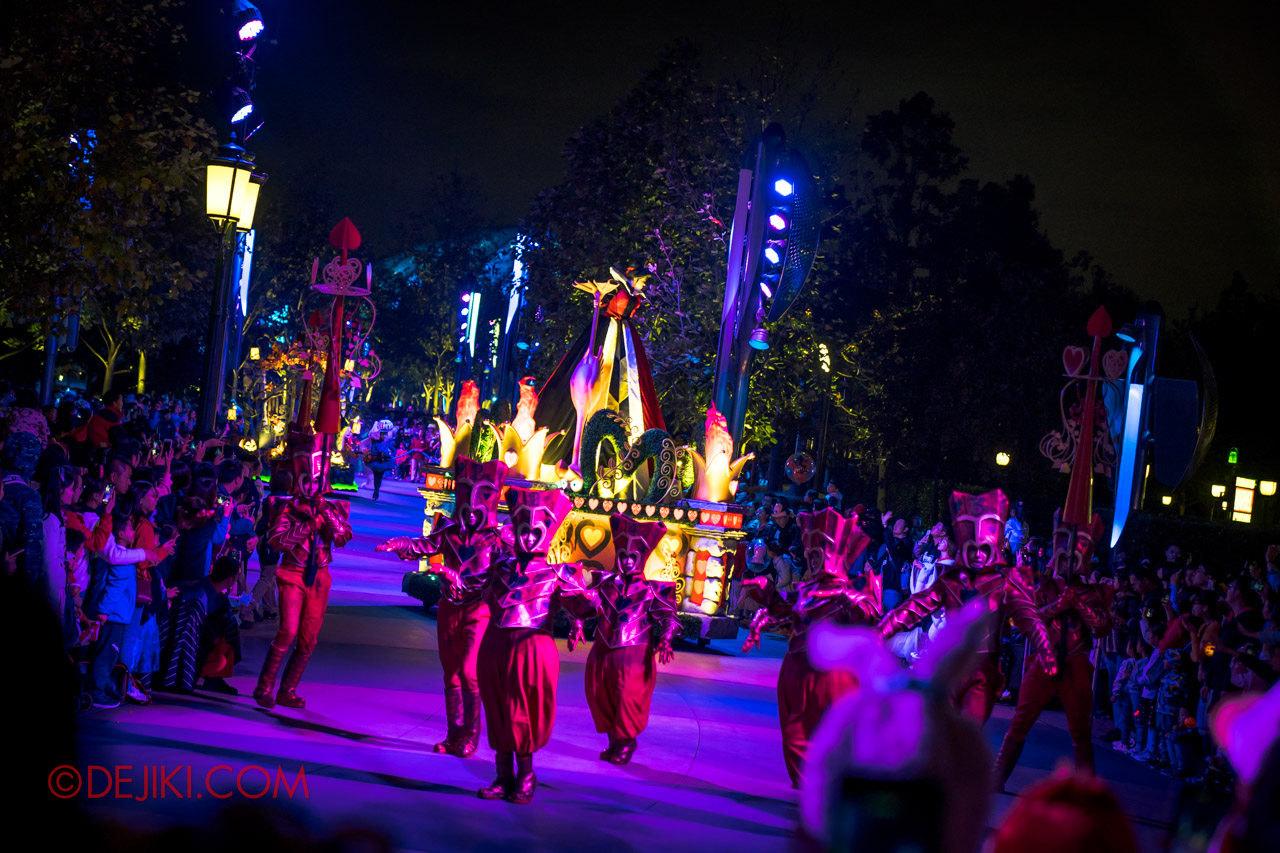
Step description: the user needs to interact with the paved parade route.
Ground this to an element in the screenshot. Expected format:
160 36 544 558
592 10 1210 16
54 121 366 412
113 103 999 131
76 479 1177 852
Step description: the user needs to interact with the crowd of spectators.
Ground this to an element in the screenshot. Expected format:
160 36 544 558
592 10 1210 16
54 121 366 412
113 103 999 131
0 380 278 711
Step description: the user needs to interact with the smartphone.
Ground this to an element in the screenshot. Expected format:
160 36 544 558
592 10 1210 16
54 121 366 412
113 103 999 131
216 494 231 510
102 484 115 503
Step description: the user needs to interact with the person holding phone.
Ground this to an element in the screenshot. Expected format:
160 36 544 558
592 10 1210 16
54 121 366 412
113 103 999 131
1 430 45 593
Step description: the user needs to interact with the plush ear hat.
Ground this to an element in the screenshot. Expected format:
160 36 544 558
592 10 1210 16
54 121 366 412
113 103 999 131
801 599 994 853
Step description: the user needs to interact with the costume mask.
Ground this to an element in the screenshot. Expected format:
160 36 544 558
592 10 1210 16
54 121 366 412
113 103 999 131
454 456 508 533
949 490 1009 570
1047 509 1104 580
507 487 571 555
609 514 667 577
798 508 871 577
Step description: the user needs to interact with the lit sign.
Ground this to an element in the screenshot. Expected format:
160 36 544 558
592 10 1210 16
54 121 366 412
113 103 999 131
1231 511 1252 524
1236 477 1257 490
1211 484 1226 498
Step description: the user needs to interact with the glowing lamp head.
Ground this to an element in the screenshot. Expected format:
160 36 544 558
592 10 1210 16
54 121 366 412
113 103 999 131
233 0 264 41
749 326 770 351
995 452 1011 467
774 178 794 197
1261 481 1277 496
249 346 260 361
461 293 471 302
1116 322 1137 343
1161 495 1173 505
769 213 788 231
760 280 773 299
763 246 782 265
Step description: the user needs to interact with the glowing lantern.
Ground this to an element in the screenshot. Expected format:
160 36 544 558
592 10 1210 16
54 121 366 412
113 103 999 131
995 452 1011 467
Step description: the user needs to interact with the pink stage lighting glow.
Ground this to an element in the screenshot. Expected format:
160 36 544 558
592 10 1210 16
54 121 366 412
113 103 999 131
761 281 773 298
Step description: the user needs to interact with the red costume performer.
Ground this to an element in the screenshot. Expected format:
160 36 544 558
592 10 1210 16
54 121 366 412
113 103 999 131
993 512 1112 790
473 487 596 804
377 457 510 757
254 471 354 709
742 507 877 788
584 514 679 766
877 490 1057 724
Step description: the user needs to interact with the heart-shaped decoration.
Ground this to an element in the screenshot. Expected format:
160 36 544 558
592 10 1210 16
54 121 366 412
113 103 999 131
630 503 642 515
659 507 670 518
673 508 685 521
577 522 608 558
1102 349 1126 381
573 497 585 509
708 512 723 526
602 500 614 513
1062 346 1087 377
645 505 656 517
588 498 599 511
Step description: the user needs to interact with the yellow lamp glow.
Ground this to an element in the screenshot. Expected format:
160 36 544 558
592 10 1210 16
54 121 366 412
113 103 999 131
343 358 356 372
995 452 1011 467
239 438 258 451
226 405 238 422
1221 500 1228 510
205 144 254 231
1236 476 1257 490
1211 484 1226 498
1161 495 1172 505
1261 481 1277 496
234 173 265 232
249 346 261 361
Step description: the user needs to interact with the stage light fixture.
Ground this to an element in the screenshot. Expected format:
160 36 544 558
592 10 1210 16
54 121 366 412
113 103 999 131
1116 322 1137 343
769 213 787 231
774 178 794 197
763 246 781 265
233 0 265 41
760 281 773 299
215 84 254 124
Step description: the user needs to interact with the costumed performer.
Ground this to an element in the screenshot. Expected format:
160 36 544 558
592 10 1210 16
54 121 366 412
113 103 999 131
253 468 353 709
993 512 1112 790
377 457 509 757
584 514 679 765
741 507 878 788
474 486 596 804
878 489 1057 723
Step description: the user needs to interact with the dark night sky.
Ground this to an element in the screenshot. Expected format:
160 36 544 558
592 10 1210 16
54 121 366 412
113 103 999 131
204 0 1279 314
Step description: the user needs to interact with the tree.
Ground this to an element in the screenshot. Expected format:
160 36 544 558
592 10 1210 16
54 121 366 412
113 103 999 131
0 0 216 370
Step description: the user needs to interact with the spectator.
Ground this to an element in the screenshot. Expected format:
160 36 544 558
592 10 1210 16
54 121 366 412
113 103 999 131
157 553 243 695
876 515 913 608
764 502 800 560
1110 640 1142 753
1 430 45 595
989 770 1138 853
73 388 124 452
364 430 396 502
824 480 842 512
39 465 81 632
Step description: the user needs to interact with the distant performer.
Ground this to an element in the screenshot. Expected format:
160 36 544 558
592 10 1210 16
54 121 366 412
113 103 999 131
474 487 596 804
377 457 509 757
583 514 680 766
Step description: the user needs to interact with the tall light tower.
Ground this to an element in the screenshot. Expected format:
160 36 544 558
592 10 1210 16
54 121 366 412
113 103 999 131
711 124 820 453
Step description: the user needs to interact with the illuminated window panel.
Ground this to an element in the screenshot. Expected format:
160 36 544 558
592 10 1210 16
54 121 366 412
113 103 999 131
1236 476 1257 490
1211 484 1226 498
1234 487 1255 514
1231 511 1252 524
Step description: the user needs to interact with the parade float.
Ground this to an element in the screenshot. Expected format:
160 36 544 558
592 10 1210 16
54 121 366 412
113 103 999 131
403 271 753 641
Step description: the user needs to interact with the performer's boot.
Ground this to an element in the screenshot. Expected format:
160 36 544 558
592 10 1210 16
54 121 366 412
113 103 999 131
276 650 311 709
456 689 481 758
253 644 287 709
599 736 622 762
506 753 537 804
434 686 463 754
992 738 1025 793
478 751 514 800
607 737 638 766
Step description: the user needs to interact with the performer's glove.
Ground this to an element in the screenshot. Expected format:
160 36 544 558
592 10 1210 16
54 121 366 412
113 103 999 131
657 638 674 665
567 620 585 652
376 537 414 558
741 631 761 654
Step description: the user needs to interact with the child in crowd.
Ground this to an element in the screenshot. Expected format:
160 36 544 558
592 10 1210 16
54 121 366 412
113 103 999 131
83 498 172 708
197 555 246 694
1110 640 1142 752
1131 627 1166 761
1154 648 1191 772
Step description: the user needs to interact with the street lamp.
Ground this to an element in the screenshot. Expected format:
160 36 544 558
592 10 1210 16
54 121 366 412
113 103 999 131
199 141 259 434
996 451 1011 467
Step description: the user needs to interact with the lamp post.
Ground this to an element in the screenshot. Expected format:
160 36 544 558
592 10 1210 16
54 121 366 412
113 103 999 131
198 140 261 435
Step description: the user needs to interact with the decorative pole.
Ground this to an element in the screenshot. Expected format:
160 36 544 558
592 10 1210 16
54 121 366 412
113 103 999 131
311 217 372 492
